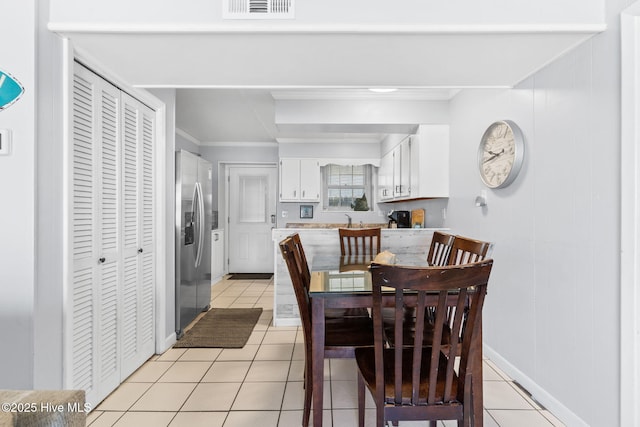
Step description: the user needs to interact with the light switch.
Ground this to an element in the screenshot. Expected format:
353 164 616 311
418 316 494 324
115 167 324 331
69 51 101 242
0 129 11 155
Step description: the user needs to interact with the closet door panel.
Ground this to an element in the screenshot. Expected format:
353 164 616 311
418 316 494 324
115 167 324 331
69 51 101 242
69 63 122 405
96 80 122 393
120 94 155 378
139 111 156 352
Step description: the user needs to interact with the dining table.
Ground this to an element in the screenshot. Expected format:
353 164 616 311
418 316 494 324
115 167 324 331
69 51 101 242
308 253 485 427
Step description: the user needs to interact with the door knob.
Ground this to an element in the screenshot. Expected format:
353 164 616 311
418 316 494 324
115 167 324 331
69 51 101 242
98 257 106 263
138 248 144 253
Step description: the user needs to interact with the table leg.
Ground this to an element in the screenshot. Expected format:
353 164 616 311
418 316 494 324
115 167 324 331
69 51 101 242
311 297 325 427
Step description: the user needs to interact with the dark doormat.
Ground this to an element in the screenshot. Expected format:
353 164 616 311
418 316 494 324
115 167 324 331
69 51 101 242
173 307 263 348
228 273 273 280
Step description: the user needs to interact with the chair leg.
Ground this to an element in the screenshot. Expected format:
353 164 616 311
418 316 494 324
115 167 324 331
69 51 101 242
357 372 365 427
303 359 313 427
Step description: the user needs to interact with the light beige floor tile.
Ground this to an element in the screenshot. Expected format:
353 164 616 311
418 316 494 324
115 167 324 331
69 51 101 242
540 410 566 426
254 343 294 361
278 410 332 427
181 382 242 411
288 360 305 381
126 361 173 382
112 411 176 427
489 409 555 426
483 361 505 381
178 348 223 361
332 409 377 427
230 303 256 308
231 382 286 410
156 348 187 362
245 330 266 345
86 410 103 425
158 361 212 382
87 411 125 427
223 410 280 427
235 296 260 305
211 297 237 308
245 360 291 382
281 380 332 410
292 343 305 360
263 330 298 344
484 359 512 381
217 344 260 361
168 411 227 427
96 382 152 411
130 383 196 412
510 382 543 410
202 361 251 382
330 381 359 409
483 381 536 410
329 359 358 382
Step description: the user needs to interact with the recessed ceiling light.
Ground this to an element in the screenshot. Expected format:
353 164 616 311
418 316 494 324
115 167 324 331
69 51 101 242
368 88 398 93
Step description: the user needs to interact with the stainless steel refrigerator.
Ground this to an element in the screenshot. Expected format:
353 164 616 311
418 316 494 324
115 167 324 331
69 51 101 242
175 150 213 338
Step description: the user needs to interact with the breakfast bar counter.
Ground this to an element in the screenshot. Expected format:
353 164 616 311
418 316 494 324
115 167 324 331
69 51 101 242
271 226 447 326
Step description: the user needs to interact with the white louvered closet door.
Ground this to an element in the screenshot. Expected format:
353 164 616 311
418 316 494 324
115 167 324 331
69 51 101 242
69 63 122 405
120 93 155 379
68 63 156 406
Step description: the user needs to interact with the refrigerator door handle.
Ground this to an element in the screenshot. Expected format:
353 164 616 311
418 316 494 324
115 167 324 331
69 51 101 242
195 181 205 268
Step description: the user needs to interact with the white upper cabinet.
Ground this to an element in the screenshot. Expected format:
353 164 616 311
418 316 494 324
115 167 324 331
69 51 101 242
378 125 449 202
409 125 449 199
279 158 320 202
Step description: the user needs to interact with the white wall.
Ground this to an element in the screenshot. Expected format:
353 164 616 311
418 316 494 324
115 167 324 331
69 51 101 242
49 0 603 26
0 1 37 389
446 1 628 424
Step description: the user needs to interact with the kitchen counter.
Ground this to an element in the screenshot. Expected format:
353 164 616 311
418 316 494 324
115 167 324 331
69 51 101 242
285 222 388 229
272 227 448 326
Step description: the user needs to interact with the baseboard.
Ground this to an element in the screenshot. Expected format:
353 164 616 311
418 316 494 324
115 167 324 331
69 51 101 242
273 318 301 327
158 332 177 354
484 344 588 427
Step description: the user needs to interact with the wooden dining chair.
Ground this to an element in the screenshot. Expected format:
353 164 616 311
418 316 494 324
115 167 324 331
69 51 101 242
426 231 456 266
291 233 369 319
356 260 494 427
279 235 374 427
448 235 493 265
339 227 382 256
383 231 455 347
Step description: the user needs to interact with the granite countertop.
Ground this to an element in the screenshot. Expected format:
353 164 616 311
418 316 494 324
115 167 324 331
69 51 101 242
285 223 388 229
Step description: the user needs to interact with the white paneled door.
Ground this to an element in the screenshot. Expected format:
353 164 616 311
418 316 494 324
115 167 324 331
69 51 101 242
228 165 277 273
67 63 155 407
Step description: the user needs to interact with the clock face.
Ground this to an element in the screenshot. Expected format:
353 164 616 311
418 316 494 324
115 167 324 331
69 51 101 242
477 120 524 189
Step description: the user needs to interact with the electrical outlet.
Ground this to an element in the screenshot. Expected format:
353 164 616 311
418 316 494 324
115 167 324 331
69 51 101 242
442 207 447 220
281 210 288 218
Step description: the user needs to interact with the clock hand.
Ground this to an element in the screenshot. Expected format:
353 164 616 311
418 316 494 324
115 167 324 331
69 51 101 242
483 148 505 163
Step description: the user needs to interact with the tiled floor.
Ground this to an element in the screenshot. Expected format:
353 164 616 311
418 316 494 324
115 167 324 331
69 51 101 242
87 277 565 427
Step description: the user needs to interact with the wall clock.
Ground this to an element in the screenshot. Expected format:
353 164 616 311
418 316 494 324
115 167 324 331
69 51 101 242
477 120 525 189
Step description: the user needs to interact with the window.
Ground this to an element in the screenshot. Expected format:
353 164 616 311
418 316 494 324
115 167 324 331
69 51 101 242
322 164 374 211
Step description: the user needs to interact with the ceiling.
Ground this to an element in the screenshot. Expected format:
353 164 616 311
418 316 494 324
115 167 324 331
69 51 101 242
59 30 599 144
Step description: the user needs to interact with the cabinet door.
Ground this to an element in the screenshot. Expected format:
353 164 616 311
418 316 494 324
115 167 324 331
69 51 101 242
279 158 300 201
398 138 411 198
378 151 394 201
299 159 320 201
410 126 450 198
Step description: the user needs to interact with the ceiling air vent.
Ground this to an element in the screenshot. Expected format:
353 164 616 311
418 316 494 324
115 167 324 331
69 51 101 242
223 0 295 19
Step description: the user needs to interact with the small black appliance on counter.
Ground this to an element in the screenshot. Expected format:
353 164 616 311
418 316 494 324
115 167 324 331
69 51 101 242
387 210 411 228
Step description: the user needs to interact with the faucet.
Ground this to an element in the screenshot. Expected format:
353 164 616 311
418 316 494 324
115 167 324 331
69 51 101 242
345 214 352 228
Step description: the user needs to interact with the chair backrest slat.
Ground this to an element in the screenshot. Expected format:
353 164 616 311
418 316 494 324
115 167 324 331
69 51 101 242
339 228 381 256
